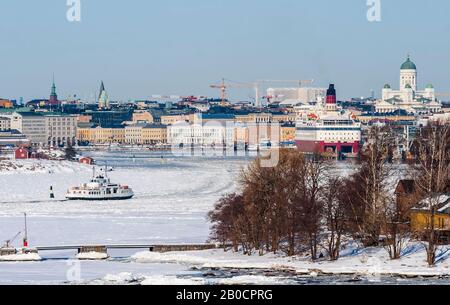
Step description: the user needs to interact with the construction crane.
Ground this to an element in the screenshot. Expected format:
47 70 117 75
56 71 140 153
209 79 230 107
210 79 315 108
3 231 22 248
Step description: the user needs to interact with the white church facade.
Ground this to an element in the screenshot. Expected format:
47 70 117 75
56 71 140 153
376 56 442 114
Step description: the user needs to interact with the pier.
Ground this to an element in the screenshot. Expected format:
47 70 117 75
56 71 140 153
35 243 219 255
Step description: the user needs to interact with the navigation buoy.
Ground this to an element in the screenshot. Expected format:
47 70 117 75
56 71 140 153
50 186 55 199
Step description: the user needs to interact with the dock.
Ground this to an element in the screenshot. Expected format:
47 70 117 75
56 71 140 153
35 243 219 256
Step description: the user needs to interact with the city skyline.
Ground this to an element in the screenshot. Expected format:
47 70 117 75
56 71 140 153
1 0 449 101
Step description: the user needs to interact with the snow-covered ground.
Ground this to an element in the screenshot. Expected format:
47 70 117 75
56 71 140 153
132 244 449 278
0 151 248 284
0 151 448 285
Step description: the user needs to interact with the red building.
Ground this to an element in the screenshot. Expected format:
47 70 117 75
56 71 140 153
79 157 94 165
15 148 31 159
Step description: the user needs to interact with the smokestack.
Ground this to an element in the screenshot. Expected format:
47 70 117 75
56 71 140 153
326 84 336 104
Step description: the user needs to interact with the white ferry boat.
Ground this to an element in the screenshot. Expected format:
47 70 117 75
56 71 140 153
66 168 134 200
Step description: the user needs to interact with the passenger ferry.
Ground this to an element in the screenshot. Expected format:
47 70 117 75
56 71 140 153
66 168 134 200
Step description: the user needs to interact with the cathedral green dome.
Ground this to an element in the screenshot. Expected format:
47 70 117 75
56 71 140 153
401 56 417 70
384 84 391 89
426 84 434 89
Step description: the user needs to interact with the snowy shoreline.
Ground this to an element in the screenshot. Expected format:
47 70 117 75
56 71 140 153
131 244 450 279
0 159 90 175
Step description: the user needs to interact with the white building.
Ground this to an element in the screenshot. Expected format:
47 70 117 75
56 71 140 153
376 56 441 114
168 121 234 147
267 87 327 104
10 112 47 145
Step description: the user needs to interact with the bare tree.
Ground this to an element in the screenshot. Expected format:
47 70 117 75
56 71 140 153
295 155 328 260
410 122 450 266
322 177 349 260
347 126 396 247
381 194 411 260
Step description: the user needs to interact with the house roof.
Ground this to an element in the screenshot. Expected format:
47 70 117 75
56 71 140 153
396 179 415 194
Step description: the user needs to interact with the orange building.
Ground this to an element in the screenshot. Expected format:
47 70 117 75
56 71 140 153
0 99 13 108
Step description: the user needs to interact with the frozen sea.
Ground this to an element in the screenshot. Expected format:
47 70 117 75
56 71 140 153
0 150 251 284
0 150 448 285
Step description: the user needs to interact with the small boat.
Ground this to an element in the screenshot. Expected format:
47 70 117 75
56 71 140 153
65 167 134 201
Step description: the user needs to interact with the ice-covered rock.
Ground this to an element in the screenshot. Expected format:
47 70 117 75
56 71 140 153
76 251 109 260
0 253 42 262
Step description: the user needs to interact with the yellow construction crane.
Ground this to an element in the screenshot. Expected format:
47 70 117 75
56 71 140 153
210 79 228 106
210 79 260 107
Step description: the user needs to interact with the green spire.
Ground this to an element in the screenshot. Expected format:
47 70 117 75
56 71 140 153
51 74 57 96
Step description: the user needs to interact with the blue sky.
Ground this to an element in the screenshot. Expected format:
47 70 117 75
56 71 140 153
0 0 449 102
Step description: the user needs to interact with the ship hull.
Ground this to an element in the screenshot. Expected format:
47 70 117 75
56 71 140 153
295 140 360 154
65 195 134 201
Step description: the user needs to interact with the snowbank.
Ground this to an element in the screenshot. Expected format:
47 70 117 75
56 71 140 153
131 244 450 278
76 252 109 260
0 159 90 175
141 276 205 285
0 253 42 262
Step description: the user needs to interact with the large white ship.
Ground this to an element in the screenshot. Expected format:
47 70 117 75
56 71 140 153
295 84 361 156
66 168 134 200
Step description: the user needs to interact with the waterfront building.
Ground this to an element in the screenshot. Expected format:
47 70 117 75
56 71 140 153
10 112 46 145
142 124 167 144
10 112 77 146
76 125 125 144
168 121 234 147
124 123 145 145
45 114 77 146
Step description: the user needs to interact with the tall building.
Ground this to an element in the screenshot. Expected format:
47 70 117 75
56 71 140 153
10 112 77 146
98 81 110 109
377 56 441 114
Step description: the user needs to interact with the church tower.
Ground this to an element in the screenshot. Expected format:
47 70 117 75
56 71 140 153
49 75 58 105
98 81 110 109
400 55 417 91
